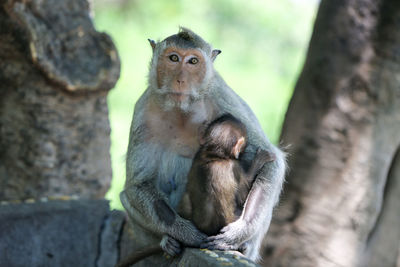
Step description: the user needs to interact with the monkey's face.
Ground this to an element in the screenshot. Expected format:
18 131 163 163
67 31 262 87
155 47 208 110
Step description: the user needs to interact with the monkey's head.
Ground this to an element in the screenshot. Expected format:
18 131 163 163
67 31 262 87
148 27 221 112
201 114 247 159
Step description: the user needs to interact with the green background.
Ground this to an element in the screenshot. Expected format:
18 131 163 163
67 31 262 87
93 0 319 209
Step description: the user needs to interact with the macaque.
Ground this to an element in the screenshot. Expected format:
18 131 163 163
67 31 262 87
179 114 276 237
120 27 286 264
117 115 275 267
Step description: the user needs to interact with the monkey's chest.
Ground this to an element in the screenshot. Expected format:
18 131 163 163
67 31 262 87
157 151 192 208
146 117 202 158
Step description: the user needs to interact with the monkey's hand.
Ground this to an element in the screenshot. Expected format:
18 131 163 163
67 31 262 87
170 217 208 247
200 219 247 251
160 235 182 256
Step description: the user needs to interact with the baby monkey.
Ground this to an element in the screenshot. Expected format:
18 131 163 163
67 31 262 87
179 114 276 236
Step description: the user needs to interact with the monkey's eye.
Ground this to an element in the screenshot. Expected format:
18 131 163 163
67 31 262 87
188 57 199 64
169 54 179 62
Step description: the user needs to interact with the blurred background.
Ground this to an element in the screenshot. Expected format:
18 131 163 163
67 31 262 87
92 0 319 209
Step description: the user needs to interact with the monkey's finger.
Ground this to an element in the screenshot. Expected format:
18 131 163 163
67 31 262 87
163 241 182 256
200 237 223 248
204 235 219 242
205 232 228 242
219 226 231 233
168 240 181 251
201 231 241 249
166 245 182 256
167 237 181 248
160 235 183 256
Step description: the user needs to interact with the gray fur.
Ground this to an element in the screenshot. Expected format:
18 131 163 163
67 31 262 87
120 28 286 263
163 27 213 56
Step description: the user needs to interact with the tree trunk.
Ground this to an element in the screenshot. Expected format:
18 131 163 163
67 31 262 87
0 0 120 200
263 0 400 266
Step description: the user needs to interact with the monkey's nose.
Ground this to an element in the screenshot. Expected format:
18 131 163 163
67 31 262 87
177 79 185 85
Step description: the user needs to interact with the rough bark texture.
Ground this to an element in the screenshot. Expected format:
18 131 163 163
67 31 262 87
0 0 120 200
263 0 400 266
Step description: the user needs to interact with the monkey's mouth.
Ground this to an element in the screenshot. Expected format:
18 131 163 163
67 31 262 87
158 87 200 103
166 92 191 101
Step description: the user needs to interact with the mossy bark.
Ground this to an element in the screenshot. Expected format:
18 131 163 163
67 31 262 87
0 0 120 200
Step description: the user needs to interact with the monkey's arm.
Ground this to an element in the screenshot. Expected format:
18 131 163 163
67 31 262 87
121 179 207 247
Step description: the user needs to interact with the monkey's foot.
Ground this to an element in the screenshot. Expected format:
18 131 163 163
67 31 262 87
160 234 182 256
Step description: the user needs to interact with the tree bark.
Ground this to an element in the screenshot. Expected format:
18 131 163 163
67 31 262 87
0 0 120 200
263 0 400 266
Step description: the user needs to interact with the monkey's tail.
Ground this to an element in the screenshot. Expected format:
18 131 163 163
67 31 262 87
115 245 163 267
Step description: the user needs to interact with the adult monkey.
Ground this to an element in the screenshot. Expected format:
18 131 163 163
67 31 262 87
120 27 286 263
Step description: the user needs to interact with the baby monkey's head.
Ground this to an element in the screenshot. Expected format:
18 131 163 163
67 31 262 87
201 114 247 159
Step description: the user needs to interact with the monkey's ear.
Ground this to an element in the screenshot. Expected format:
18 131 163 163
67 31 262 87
148 39 156 52
232 136 245 159
211 49 221 62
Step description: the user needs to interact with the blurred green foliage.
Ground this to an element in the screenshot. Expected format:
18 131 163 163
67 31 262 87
93 0 318 210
